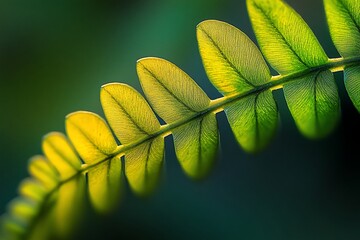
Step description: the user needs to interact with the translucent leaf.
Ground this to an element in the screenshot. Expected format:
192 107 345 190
172 112 219 179
88 156 123 213
18 179 47 203
343 66 360 112
1 215 25 237
247 0 328 74
100 83 161 144
42 133 81 179
28 156 59 190
284 70 340 138
7 198 38 225
324 0 360 57
125 137 164 196
197 20 271 95
137 57 210 123
324 0 360 112
52 174 85 238
66 111 118 164
225 91 278 153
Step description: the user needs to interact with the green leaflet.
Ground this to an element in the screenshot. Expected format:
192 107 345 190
225 91 278 153
344 66 360 112
101 83 161 143
88 157 122 213
1 198 40 239
324 0 360 57
7 198 37 229
137 57 218 179
197 20 271 95
325 0 360 112
125 137 164 196
284 70 340 138
247 0 328 74
137 57 210 123
172 112 218 179
101 83 164 196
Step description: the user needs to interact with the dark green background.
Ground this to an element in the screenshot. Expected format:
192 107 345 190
1 0 359 239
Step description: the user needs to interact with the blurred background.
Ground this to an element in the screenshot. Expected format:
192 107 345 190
1 0 359 239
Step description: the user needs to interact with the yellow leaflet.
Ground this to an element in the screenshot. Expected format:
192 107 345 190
18 179 46 203
125 137 164 196
172 112 219 179
101 83 160 144
88 156 123 214
42 132 81 180
28 155 59 189
137 57 210 123
52 175 85 238
8 198 38 225
197 20 271 95
66 111 118 164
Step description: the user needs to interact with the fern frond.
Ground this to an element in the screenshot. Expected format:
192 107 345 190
1 0 360 239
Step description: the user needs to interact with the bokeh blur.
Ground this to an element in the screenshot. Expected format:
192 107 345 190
1 0 359 239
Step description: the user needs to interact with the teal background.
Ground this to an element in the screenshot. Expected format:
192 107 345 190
1 0 359 239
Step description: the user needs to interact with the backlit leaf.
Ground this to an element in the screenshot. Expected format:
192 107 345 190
52 175 85 238
324 0 360 57
125 137 164 196
225 90 278 153
137 57 210 123
247 0 328 74
172 112 218 179
324 0 360 112
197 20 271 95
28 156 59 190
283 70 340 138
66 112 118 164
344 66 360 112
88 156 123 213
8 198 38 225
42 133 81 179
18 179 47 203
101 83 161 144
